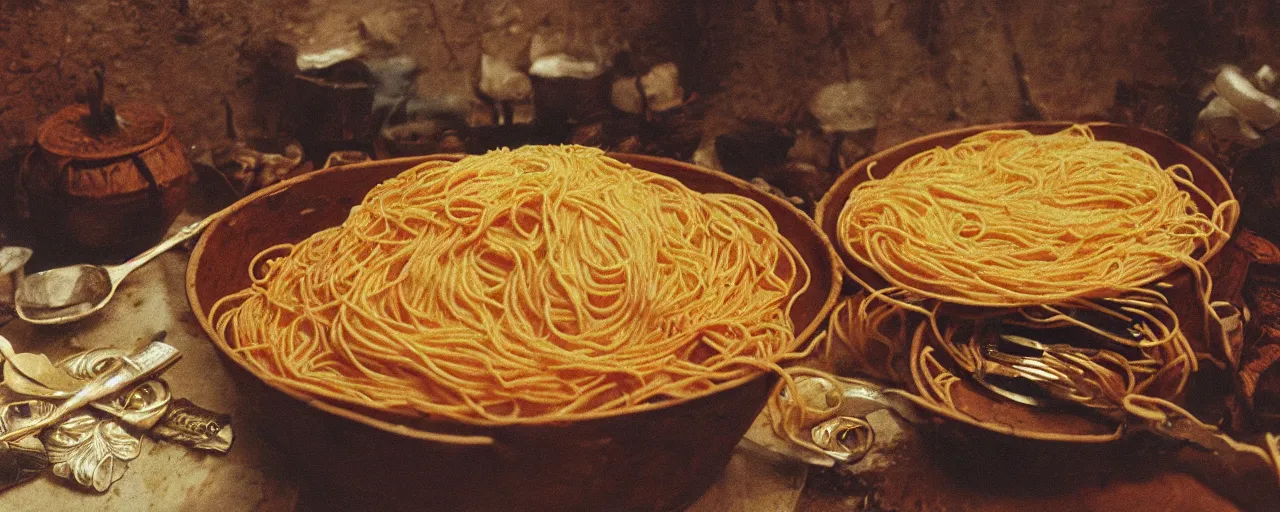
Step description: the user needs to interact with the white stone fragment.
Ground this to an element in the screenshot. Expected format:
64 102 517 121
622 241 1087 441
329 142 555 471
296 46 362 72
479 54 532 101
611 77 644 114
640 62 684 112
529 53 606 79
809 81 877 133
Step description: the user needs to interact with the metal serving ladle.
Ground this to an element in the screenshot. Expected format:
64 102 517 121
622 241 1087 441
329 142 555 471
14 217 218 325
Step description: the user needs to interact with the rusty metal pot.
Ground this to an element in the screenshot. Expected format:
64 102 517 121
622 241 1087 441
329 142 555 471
20 103 192 262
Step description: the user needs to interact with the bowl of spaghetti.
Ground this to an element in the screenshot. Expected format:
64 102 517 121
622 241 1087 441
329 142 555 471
815 122 1240 442
187 146 842 511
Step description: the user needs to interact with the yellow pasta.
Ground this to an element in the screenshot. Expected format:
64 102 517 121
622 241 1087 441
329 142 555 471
839 125 1232 306
832 125 1238 413
210 145 811 425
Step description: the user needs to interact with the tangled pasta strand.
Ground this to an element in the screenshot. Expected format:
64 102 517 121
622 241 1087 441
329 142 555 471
833 125 1238 414
211 145 811 425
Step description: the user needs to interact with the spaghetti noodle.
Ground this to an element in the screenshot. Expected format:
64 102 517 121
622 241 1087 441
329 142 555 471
831 125 1238 416
210 145 811 425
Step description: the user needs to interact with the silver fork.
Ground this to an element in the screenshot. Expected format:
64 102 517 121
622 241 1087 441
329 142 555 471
974 333 1122 414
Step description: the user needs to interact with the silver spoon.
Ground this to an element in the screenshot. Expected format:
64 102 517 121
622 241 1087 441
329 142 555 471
14 217 218 325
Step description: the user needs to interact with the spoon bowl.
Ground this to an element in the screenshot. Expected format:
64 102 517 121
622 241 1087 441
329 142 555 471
14 264 113 324
13 217 217 326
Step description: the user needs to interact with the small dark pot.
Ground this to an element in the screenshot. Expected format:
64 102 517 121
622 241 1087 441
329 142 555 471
20 104 192 263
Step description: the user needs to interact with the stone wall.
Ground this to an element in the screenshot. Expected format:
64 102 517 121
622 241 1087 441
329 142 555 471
1 0 1277 178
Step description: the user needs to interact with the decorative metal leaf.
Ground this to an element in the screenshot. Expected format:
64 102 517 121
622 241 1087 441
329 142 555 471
1 364 58 398
2 354 87 398
0 400 55 433
0 400 54 491
149 398 233 453
43 413 141 492
91 380 171 430
8 352 84 391
58 348 128 380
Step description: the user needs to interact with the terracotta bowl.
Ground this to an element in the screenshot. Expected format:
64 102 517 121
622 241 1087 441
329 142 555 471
188 154 843 511
814 122 1237 443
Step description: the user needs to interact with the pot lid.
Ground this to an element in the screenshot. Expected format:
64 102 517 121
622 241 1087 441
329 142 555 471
36 103 171 160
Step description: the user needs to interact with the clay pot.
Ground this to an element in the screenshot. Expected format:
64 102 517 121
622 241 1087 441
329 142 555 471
815 122 1239 442
20 104 192 262
187 155 843 512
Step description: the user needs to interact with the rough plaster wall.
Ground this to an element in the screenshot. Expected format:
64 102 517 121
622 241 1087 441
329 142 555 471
694 0 1178 148
1 0 1278 165
692 0 1279 149
1 0 287 156
1006 1 1175 118
0 0 666 159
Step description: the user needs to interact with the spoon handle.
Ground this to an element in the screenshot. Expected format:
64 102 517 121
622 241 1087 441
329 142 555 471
0 341 180 443
106 216 219 283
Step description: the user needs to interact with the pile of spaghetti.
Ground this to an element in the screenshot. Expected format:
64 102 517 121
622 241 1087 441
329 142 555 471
210 145 810 424
829 125 1238 417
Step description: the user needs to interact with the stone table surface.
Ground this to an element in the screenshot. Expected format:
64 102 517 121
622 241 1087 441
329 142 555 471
0 214 1258 512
